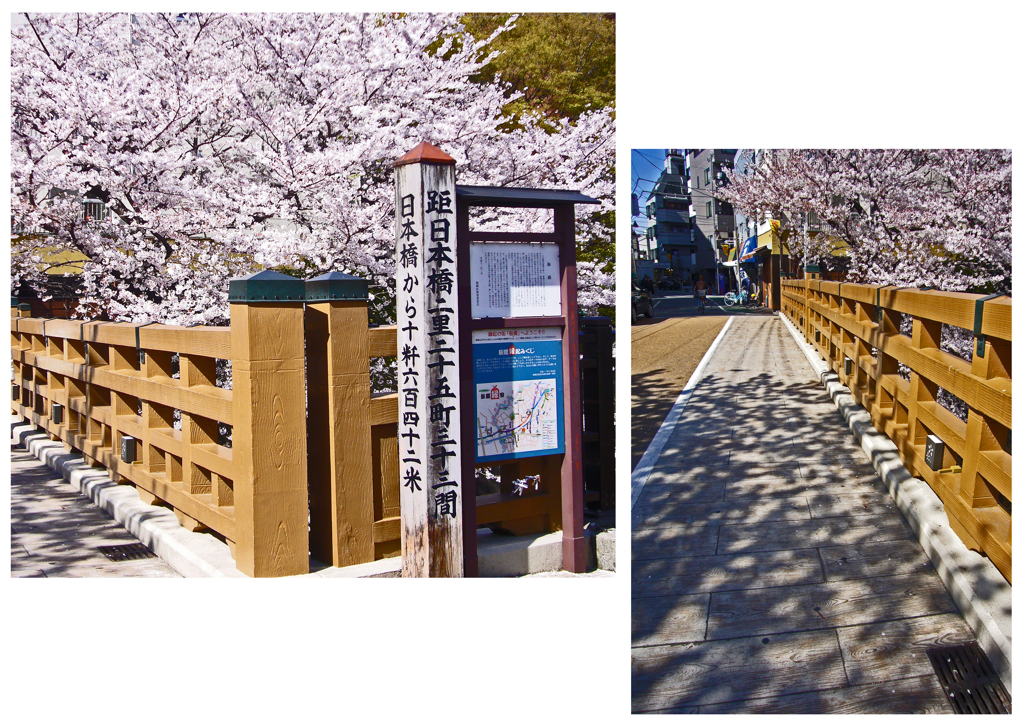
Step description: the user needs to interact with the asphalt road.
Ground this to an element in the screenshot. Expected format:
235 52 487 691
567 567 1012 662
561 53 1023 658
631 290 772 471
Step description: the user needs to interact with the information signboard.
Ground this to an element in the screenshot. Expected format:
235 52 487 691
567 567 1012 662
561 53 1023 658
470 243 561 318
472 328 564 462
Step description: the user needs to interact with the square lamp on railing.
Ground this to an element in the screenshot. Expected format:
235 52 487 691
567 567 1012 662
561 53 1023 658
924 434 945 472
120 436 136 464
52 403 63 425
12 384 19 401
844 356 853 376
815 329 820 343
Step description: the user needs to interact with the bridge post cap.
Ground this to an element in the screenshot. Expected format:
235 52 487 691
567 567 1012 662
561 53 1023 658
804 264 821 273
393 142 456 168
18 303 32 312
227 269 305 303
305 272 369 302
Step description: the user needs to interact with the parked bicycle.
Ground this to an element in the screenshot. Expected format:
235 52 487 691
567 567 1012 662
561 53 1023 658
724 287 761 308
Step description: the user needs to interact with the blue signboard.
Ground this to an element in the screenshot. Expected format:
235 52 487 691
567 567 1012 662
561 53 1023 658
738 234 759 262
472 328 564 462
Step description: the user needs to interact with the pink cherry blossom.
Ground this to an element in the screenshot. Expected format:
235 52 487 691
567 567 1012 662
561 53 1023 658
12 13 615 324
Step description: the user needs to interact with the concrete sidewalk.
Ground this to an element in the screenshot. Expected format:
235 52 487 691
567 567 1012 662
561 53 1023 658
631 315 1009 714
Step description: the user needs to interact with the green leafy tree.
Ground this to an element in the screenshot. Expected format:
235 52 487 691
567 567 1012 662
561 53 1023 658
462 13 616 318
461 13 615 126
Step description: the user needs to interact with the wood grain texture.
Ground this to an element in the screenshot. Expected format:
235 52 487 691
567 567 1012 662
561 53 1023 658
632 523 719 561
706 572 956 640
697 674 953 714
230 302 308 577
717 515 913 555
819 538 936 581
635 496 812 527
367 326 397 358
632 593 710 647
14 348 233 423
837 612 977 686
633 548 824 597
306 301 375 567
632 630 847 712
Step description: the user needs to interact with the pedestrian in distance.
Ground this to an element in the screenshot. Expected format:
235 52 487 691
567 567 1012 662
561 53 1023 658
695 274 709 314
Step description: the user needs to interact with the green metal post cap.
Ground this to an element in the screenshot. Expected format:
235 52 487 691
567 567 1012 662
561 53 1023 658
228 270 305 303
804 264 821 273
11 297 18 307
305 272 369 302
18 303 32 312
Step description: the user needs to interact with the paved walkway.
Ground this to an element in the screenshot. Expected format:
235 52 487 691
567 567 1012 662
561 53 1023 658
11 442 180 578
631 316 973 714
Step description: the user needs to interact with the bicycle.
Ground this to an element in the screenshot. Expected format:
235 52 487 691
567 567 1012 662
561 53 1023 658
723 289 746 307
724 287 763 308
696 288 707 314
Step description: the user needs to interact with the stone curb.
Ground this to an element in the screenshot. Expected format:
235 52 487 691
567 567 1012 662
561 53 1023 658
778 314 1012 690
12 418 615 579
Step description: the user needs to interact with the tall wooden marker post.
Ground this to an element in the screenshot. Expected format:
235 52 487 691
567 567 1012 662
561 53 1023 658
394 143 464 577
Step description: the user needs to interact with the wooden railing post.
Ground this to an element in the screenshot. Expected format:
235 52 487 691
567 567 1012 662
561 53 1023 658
228 270 309 577
872 286 902 430
906 315 943 477
960 321 1012 509
304 272 374 568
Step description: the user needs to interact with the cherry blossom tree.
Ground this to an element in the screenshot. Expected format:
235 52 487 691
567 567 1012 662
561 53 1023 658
719 149 1011 294
11 12 615 324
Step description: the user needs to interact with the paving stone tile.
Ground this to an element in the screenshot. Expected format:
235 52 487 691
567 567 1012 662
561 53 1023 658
632 523 719 561
635 496 811 527
726 475 887 500
805 491 897 519
632 630 847 712
637 481 728 506
697 674 953 714
632 593 710 647
706 573 956 640
717 516 913 555
821 539 936 581
837 613 977 686
633 548 823 597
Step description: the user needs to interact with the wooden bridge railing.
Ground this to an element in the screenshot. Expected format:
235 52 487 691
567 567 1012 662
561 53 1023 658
11 296 309 577
580 316 615 511
11 284 613 575
780 278 1011 581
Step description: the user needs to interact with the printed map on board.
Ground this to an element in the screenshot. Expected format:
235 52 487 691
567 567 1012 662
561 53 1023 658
476 378 558 458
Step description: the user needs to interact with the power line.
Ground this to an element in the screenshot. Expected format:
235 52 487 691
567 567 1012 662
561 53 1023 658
631 149 664 174
630 149 663 172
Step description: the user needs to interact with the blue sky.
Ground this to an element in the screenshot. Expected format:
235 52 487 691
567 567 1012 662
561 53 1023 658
630 149 667 235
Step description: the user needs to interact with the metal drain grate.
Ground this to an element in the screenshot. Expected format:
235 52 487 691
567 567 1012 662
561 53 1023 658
927 641 1011 714
96 543 156 562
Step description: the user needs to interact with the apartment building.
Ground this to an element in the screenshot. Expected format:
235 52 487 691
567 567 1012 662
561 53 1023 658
686 149 736 292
